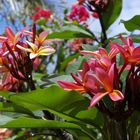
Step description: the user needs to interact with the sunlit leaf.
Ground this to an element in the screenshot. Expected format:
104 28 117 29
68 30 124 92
121 15 140 31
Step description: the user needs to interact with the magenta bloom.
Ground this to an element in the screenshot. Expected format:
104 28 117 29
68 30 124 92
115 35 140 64
68 3 89 22
58 62 124 108
31 7 52 22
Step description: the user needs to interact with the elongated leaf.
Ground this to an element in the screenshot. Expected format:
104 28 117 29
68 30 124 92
121 15 140 31
47 25 94 39
0 92 35 117
5 86 101 126
0 116 81 129
102 0 122 30
0 116 96 140
0 102 35 117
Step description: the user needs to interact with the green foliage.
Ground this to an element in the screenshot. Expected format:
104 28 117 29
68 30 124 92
102 0 122 30
131 35 140 43
0 86 102 139
66 56 85 74
128 112 140 140
47 24 94 39
121 15 140 31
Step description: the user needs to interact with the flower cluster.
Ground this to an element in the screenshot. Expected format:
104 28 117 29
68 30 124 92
68 2 89 23
0 26 55 91
68 0 111 23
58 35 140 109
31 6 52 22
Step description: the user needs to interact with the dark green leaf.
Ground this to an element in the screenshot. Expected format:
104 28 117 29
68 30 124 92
0 116 81 129
128 111 140 140
121 15 140 31
102 0 122 30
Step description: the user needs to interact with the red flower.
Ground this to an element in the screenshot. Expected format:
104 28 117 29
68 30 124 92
115 35 140 64
92 12 99 18
89 64 124 108
58 62 124 108
68 3 89 22
31 8 52 22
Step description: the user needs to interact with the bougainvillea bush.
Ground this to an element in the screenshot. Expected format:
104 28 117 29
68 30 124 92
1 0 140 139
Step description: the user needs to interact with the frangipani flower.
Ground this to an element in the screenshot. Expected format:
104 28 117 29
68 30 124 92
58 62 124 108
35 31 49 46
115 35 140 64
58 62 100 94
0 27 30 46
17 41 55 59
80 46 118 60
89 64 124 108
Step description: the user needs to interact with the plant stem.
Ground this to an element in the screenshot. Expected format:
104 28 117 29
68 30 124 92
98 12 107 48
103 116 128 140
27 74 36 90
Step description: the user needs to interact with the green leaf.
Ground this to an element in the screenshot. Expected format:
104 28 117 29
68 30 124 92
102 0 122 30
0 91 35 117
128 111 140 140
121 15 140 31
0 116 80 129
0 102 35 117
2 86 103 139
82 44 97 51
0 114 14 125
5 86 101 126
66 56 85 74
42 75 74 86
47 25 94 39
0 116 96 140
131 35 140 43
60 53 80 71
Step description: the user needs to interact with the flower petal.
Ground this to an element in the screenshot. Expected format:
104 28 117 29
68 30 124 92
16 44 32 52
39 31 48 40
5 27 15 42
14 32 22 45
71 73 82 85
80 50 101 58
108 63 115 86
58 81 85 93
109 90 124 101
26 41 38 52
99 56 111 70
29 53 38 59
89 92 109 108
0 36 7 43
85 73 100 93
98 47 108 56
38 47 55 55
95 67 112 92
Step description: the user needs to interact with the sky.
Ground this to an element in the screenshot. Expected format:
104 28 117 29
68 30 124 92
65 0 140 36
0 0 140 36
